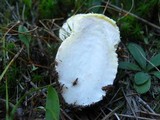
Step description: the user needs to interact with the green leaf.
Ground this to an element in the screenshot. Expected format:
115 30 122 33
134 72 151 85
18 25 31 56
45 86 60 120
127 43 146 70
119 62 141 71
151 71 160 79
31 64 38 72
147 53 160 71
18 25 31 47
134 79 151 94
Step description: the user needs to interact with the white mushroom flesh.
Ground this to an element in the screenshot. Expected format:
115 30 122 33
55 13 120 106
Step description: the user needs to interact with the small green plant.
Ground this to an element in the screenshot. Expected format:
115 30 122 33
119 43 160 94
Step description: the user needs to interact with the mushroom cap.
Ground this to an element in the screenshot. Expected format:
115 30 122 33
55 13 120 106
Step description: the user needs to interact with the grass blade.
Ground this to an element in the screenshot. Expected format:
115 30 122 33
5 78 9 120
9 85 49 119
45 86 60 120
0 46 24 83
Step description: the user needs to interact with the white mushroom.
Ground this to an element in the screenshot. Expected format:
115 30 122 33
55 13 120 106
